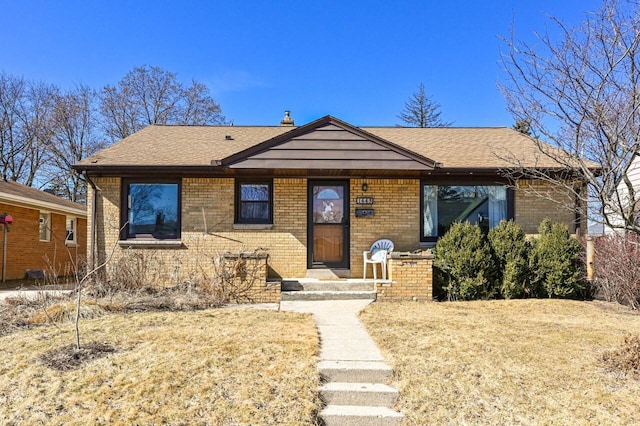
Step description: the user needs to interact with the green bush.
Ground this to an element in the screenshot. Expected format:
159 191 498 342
488 220 533 298
433 222 497 301
529 218 586 298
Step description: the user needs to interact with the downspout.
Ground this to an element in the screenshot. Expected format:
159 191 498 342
84 172 98 271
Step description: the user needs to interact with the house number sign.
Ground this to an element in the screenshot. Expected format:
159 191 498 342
356 197 374 205
355 208 375 218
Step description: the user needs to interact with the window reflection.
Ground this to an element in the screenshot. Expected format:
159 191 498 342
128 183 179 239
423 185 507 238
237 182 272 223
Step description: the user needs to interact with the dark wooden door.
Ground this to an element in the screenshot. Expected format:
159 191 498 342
308 181 350 269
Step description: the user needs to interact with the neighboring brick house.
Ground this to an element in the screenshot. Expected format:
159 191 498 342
72 113 590 300
0 179 87 281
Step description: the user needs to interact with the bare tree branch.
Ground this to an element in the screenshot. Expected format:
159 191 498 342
99 65 225 141
499 0 640 234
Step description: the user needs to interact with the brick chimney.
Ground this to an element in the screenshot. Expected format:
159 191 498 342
280 110 294 126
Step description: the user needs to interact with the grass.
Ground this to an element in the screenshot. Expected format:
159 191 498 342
360 299 640 425
0 307 320 425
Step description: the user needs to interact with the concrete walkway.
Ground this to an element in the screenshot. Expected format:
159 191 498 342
280 299 384 361
280 299 403 425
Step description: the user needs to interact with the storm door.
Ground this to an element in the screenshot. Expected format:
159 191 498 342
308 181 350 269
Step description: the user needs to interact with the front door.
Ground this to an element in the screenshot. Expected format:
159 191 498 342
308 181 350 269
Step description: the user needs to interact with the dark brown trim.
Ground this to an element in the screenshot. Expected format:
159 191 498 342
234 179 274 225
307 179 350 269
73 165 227 176
419 180 515 243
220 116 440 170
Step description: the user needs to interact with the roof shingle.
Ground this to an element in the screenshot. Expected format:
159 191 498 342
0 180 87 216
74 122 595 170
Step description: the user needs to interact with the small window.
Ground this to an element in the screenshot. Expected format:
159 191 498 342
66 217 76 244
122 179 181 240
235 180 273 224
39 212 50 242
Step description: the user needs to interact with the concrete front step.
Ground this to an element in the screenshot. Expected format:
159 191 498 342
320 382 399 406
280 291 377 301
320 404 403 426
281 279 378 292
318 360 393 383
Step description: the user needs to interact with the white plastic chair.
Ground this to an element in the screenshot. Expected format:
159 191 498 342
363 239 394 279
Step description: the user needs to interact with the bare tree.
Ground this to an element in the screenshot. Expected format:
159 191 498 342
397 83 452 127
45 84 105 202
99 65 225 141
500 0 640 234
0 73 57 185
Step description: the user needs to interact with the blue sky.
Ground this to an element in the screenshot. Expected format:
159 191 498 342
1 0 603 127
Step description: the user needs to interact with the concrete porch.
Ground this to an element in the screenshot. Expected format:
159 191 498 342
280 278 390 301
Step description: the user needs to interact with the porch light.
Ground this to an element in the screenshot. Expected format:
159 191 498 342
362 183 368 192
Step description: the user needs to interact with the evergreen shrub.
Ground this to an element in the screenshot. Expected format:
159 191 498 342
488 220 532 298
433 222 497 300
529 218 586 298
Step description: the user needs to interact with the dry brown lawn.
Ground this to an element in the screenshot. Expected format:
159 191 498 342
360 299 640 425
0 308 320 425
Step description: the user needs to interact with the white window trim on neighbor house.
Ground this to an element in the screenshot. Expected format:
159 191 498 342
39 211 51 242
66 216 77 246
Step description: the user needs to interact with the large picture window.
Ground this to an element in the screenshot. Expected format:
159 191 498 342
421 184 512 242
122 179 180 240
235 180 273 224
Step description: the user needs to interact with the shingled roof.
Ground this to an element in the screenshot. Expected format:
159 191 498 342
0 180 87 216
74 115 594 172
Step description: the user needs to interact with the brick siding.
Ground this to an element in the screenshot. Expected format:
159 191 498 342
89 176 579 299
376 255 434 301
0 202 87 281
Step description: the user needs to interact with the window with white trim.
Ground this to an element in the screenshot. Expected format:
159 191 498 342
39 212 51 242
66 217 76 244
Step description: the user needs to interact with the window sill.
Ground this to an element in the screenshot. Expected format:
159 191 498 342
118 240 184 249
65 242 78 248
232 224 274 230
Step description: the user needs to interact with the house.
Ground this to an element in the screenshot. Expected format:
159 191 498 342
0 179 87 282
72 113 586 301
605 152 640 234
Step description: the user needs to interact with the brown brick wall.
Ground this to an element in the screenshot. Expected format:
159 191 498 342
0 202 87 281
376 255 434 301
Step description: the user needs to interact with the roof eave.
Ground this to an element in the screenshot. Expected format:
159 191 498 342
0 192 87 217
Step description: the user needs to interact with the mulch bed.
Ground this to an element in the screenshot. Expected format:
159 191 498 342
40 342 118 371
